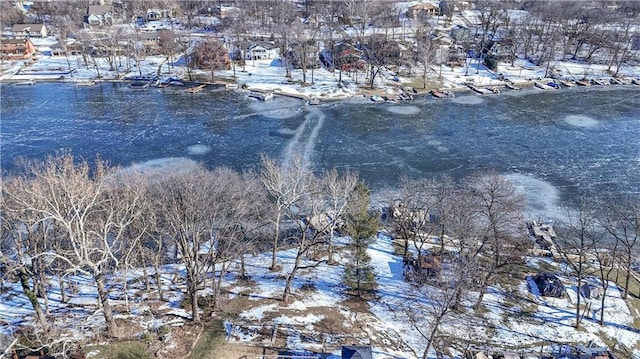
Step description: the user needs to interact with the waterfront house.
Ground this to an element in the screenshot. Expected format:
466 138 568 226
86 5 113 28
246 43 278 61
407 3 440 18
331 41 365 71
146 8 171 22
11 24 48 38
0 38 36 60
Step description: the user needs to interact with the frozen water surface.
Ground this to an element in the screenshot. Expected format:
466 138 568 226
386 105 421 115
451 95 484 105
2 83 640 216
503 173 564 220
187 144 211 155
249 97 302 119
563 114 599 127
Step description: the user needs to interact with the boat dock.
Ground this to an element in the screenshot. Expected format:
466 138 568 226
185 84 206 93
467 84 494 95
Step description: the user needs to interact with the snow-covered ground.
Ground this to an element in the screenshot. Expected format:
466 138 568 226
2 35 639 102
2 231 639 358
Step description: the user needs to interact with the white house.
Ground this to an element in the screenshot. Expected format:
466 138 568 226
87 5 113 28
246 43 278 60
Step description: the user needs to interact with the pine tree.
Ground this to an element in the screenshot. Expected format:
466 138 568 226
343 182 380 298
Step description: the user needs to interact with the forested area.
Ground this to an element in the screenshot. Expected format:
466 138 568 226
1 153 639 357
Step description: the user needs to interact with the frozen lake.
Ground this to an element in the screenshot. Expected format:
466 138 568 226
2 82 640 218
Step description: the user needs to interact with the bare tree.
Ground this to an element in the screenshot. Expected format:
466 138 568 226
6 154 146 337
191 38 230 82
388 177 440 262
414 24 438 89
600 199 640 299
0 177 51 335
269 1 300 79
153 166 217 323
401 252 475 359
281 173 327 303
466 173 528 310
260 154 310 271
590 224 618 326
555 199 600 329
321 168 359 265
157 29 181 75
205 168 268 311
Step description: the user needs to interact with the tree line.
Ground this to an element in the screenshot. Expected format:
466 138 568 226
4 1 638 85
1 153 639 357
0 153 373 340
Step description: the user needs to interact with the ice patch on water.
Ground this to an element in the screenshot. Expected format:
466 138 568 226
503 173 564 221
249 97 302 119
187 144 211 155
123 157 201 179
563 115 599 127
451 95 484 105
386 105 421 115
283 108 324 167
277 128 298 136
426 139 448 152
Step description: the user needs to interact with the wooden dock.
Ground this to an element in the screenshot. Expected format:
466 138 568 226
185 84 206 93
468 84 493 95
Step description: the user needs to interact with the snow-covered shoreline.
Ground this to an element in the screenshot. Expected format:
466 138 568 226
3 46 639 104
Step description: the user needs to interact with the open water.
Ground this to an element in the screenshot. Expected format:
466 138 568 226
2 82 640 218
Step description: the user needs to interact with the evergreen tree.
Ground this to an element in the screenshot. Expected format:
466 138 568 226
343 182 380 298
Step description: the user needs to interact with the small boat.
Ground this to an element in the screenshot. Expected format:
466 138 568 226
617 77 633 85
248 91 274 101
591 78 609 86
370 95 385 102
307 97 320 105
488 86 500 94
505 83 520 90
559 80 576 87
225 83 239 90
185 84 206 93
534 82 552 90
546 81 560 89
398 92 414 100
430 89 447 99
610 77 624 85
575 79 591 86
125 75 158 82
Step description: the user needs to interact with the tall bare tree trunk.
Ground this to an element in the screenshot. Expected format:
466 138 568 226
95 273 118 336
18 268 50 334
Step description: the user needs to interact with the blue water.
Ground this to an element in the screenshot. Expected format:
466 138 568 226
2 82 640 217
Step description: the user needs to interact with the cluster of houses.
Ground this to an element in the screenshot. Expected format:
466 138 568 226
1 1 490 75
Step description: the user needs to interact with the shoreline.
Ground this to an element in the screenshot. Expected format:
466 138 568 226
2 71 639 104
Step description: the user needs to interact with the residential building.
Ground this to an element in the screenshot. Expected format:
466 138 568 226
86 5 113 28
0 38 36 60
11 24 48 38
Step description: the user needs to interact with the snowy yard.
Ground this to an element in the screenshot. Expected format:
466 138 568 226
2 231 640 358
